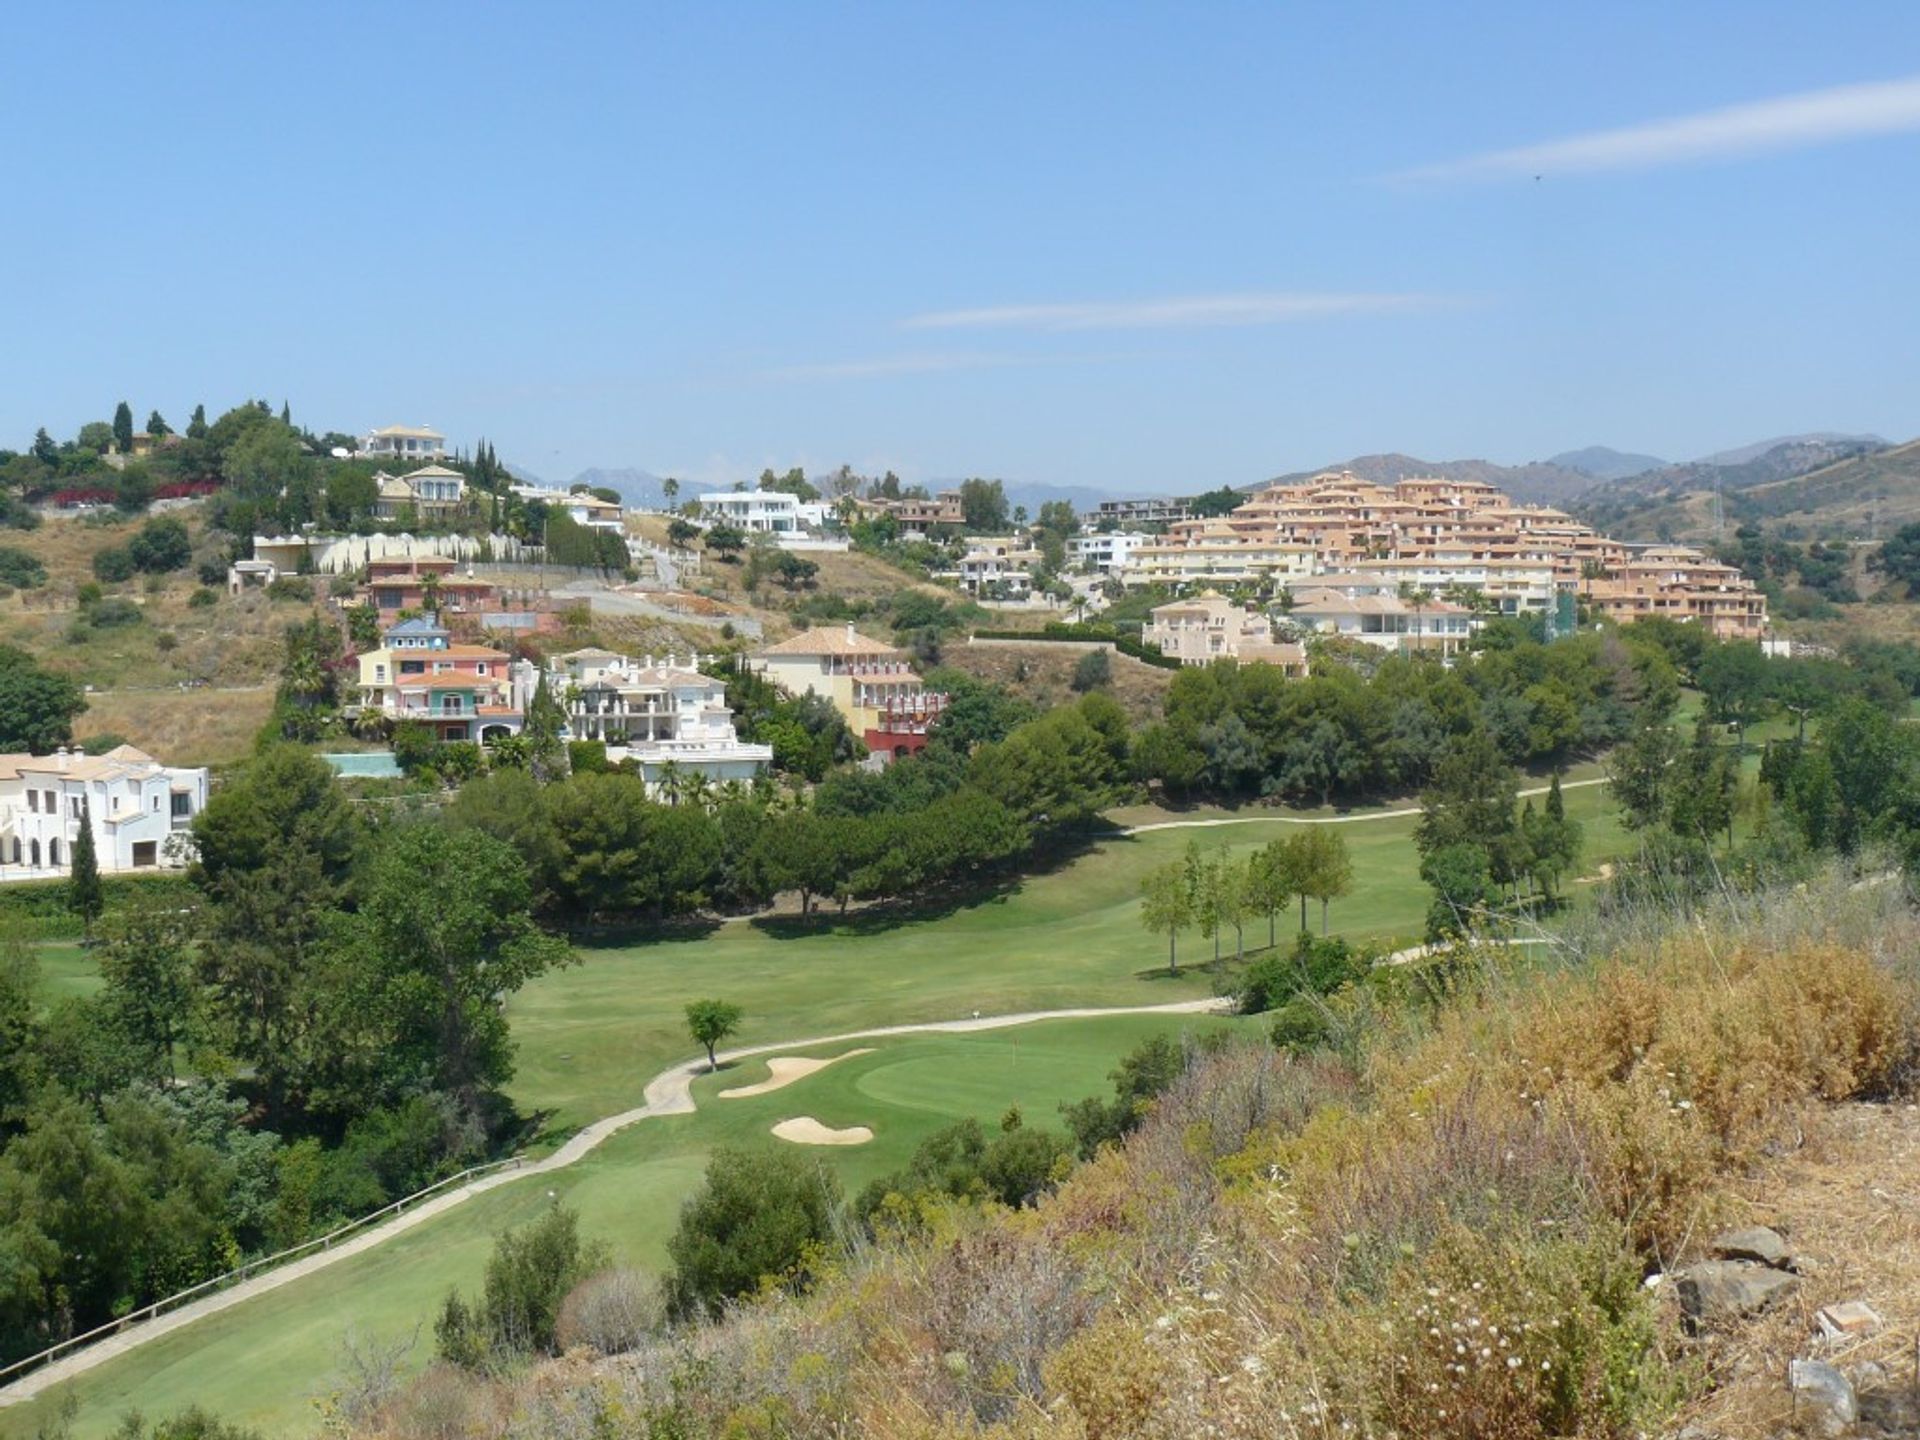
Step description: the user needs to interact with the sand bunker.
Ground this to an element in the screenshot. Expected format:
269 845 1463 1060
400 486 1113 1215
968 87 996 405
718 1048 874 1099
772 1116 873 1146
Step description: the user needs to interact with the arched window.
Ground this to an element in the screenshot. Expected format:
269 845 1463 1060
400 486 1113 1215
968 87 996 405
48 838 61 867
29 839 40 867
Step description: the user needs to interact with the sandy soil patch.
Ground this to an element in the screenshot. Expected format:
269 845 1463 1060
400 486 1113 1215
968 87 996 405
718 1048 874 1099
1573 861 1615 885
771 1116 874 1146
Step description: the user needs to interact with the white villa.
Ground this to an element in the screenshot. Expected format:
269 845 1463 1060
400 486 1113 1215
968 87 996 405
548 648 771 795
374 464 467 522
0 746 208 879
696 490 833 535
362 424 448 463
951 536 1040 598
1286 584 1479 656
509 484 627 533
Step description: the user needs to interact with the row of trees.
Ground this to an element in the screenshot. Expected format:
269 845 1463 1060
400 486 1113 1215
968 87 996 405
1135 625 1677 806
1139 831 1354 973
444 689 1133 923
1414 744 1583 942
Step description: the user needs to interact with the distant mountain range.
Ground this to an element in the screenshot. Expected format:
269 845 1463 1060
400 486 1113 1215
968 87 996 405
553 430 1907 541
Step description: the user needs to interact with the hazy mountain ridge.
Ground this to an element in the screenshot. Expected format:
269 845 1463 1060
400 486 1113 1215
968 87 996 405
1549 445 1668 482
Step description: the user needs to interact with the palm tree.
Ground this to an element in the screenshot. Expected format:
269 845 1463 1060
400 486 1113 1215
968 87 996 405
657 760 684 806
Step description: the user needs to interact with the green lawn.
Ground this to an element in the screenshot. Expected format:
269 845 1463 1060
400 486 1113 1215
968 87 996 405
12 1014 1246 1439
507 779 1625 1138
32 943 100 1007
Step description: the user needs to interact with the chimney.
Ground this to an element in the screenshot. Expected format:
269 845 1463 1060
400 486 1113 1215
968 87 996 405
846 621 855 643
56 747 69 773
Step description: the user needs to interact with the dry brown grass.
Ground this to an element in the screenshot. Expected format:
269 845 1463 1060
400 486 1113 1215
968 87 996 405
1676 1101 1920 1438
71 685 275 767
937 641 1175 726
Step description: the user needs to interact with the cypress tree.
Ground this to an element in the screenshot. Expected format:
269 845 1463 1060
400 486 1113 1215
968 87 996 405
187 404 208 440
146 409 170 437
280 400 291 426
69 798 103 943
112 401 134 454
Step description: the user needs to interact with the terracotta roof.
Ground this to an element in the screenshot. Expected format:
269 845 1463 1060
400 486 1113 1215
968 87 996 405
756 625 901 659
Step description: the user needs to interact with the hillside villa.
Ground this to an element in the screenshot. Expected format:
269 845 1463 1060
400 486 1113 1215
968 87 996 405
361 424 449 463
1146 592 1308 674
547 648 771 795
355 618 523 743
0 746 208 879
374 464 467 522
751 624 947 758
697 489 835 536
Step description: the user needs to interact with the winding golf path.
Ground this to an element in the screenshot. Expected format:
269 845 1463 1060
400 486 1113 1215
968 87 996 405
0 997 1231 1406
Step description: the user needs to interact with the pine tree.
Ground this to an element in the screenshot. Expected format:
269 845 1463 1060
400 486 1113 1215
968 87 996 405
31 427 57 465
187 404 208 440
280 400 291 426
112 401 135 454
146 409 170 437
68 798 103 943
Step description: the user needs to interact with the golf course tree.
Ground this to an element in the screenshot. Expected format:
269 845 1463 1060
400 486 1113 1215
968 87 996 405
66 799 102 942
667 1146 842 1319
320 825 573 1126
1295 827 1354 935
191 743 363 1122
686 998 743 1072
1139 858 1193 975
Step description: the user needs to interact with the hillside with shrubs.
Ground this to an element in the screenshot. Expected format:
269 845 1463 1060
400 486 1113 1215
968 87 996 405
308 856 1920 1440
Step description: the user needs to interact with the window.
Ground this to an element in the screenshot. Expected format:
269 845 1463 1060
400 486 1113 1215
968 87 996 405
172 792 192 819
26 791 35 813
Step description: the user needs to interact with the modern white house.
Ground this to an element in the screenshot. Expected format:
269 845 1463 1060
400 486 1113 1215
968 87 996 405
695 489 834 536
0 746 209 879
1068 531 1149 575
362 425 449 462
547 648 771 795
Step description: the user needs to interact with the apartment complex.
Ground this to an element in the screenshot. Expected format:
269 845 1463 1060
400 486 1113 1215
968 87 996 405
1123 472 1767 641
1068 530 1149 575
546 648 771 794
751 624 947 758
1096 496 1191 527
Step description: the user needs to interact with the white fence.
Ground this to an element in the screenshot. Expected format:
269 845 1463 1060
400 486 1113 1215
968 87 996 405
0 1156 525 1393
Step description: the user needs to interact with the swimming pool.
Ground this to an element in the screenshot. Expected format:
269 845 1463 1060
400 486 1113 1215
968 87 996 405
321 751 403 778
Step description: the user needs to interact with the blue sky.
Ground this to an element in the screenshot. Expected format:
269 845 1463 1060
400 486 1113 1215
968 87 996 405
3 2 1917 493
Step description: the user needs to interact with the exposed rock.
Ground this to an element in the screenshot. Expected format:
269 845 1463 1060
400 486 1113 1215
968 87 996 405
1710 1225 1791 1268
1675 1260 1799 1329
1789 1358 1856 1435
1818 1300 1883 1339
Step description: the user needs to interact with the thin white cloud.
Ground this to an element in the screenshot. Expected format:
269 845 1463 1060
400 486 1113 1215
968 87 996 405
905 292 1444 332
1398 73 1920 182
766 351 1042 381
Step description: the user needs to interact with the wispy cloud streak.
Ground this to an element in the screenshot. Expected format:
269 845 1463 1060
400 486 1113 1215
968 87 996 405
1397 73 1920 182
905 292 1447 332
767 351 1044 381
